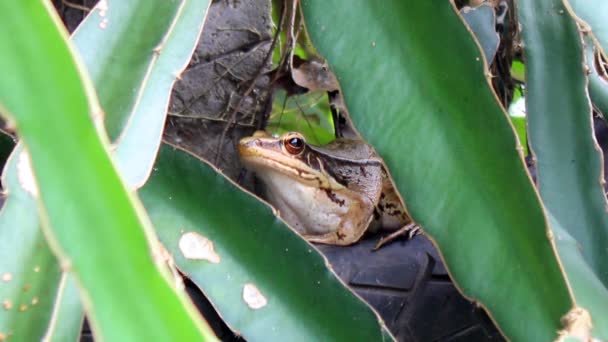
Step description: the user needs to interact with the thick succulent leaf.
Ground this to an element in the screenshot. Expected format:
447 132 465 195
519 0 608 338
548 213 608 338
0 146 62 341
0 125 80 342
73 0 210 188
140 143 393 341
0 2 214 341
301 1 572 340
0 124 82 342
44 274 84 342
566 0 608 55
460 4 499 63
72 0 180 140
1 0 211 338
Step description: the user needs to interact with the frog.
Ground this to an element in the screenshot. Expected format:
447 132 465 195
237 130 417 246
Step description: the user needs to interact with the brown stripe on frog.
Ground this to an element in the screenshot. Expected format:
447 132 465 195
324 189 346 206
300 149 347 189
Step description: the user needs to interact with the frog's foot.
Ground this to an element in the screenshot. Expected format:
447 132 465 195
373 223 420 250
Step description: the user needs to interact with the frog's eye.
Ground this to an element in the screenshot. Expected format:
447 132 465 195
283 135 305 155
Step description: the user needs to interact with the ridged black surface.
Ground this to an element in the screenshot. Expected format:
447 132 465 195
316 235 505 342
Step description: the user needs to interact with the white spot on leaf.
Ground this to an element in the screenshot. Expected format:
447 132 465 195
242 283 267 310
99 18 108 29
1 273 12 282
17 151 38 197
97 0 108 16
178 232 220 263
3 300 12 310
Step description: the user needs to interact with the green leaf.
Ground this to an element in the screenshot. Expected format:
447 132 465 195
140 143 392 341
301 1 572 340
0 2 214 340
2 0 211 338
567 0 608 54
519 0 608 338
44 274 84 342
548 213 608 338
460 4 499 63
511 60 526 83
0 145 62 342
266 89 335 145
72 0 181 141
73 0 210 188
0 121 81 342
110 0 209 187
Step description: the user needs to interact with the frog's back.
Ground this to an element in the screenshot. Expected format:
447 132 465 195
315 138 412 231
311 138 381 163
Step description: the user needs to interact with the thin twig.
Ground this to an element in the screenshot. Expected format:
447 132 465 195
62 0 91 12
214 0 291 164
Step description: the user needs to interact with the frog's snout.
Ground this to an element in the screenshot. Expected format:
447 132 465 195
238 131 277 158
237 136 259 157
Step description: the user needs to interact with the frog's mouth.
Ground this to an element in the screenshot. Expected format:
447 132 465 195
238 136 344 190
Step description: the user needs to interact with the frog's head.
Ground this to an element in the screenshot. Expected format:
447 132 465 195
238 131 344 190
